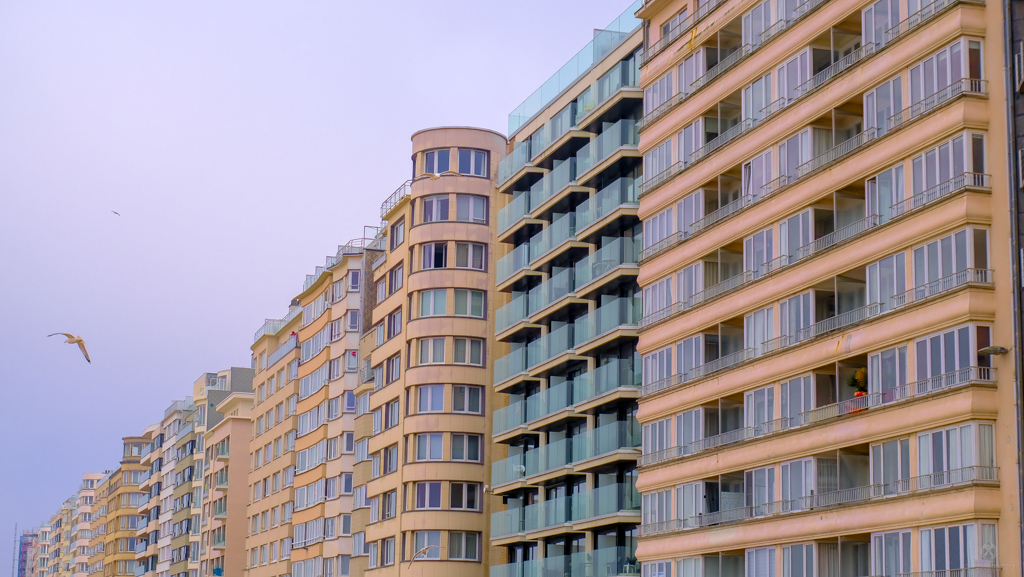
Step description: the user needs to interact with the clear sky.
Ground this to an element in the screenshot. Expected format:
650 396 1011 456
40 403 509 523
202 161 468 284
0 0 632 566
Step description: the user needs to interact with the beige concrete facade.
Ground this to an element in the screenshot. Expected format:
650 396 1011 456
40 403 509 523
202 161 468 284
634 0 1019 573
349 126 506 577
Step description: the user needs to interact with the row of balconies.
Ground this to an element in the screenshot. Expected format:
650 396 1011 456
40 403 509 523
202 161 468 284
492 420 640 488
493 359 640 437
490 546 638 577
641 365 995 468
491 483 640 539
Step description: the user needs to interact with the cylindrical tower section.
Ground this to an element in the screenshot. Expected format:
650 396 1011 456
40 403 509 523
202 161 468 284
354 126 506 577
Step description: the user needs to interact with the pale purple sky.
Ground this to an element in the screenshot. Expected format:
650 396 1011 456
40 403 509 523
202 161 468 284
0 0 631 563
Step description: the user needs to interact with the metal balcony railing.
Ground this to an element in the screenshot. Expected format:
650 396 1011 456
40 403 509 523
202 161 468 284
690 46 751 93
796 302 880 342
890 173 990 219
891 269 994 309
796 128 876 179
889 78 987 131
690 118 753 165
796 214 879 259
379 180 411 219
640 0 726 65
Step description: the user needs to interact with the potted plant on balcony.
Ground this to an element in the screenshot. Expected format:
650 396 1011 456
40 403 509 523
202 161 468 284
847 367 868 413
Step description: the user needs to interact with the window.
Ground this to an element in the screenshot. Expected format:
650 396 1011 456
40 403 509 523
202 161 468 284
418 385 444 413
453 290 484 317
870 437 910 496
413 532 441 559
911 133 985 196
451 434 481 462
416 482 442 509
920 522 998 571
449 483 479 510
644 139 673 181
864 75 902 137
743 72 772 122
742 0 771 47
424 150 450 175
333 279 345 302
387 309 402 339
422 195 449 222
388 264 404 295
367 541 378 569
745 547 776 577
377 280 386 304
918 422 995 484
416 433 443 461
457 149 488 177
422 242 447 269
419 338 445 364
871 530 911 576
781 544 815 577
644 70 674 115
345 351 358 372
453 338 483 365
382 490 397 520
454 243 485 270
384 400 399 430
348 271 360 291
420 289 447 317
382 537 395 566
642 418 670 456
455 195 487 223
344 391 357 412
448 532 480 561
866 163 905 223
452 385 482 413
346 310 359 332
386 355 401 384
391 219 405 251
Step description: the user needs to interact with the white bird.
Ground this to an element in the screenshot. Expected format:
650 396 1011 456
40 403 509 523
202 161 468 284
111 211 120 216
47 333 91 363
407 545 440 568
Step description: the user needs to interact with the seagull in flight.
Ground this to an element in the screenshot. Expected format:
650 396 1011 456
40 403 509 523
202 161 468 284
111 211 120 216
47 333 91 363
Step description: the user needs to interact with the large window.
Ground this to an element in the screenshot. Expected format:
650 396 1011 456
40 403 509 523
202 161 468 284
413 531 441 559
912 227 988 290
388 264 403 295
422 243 447 270
911 133 985 195
423 195 449 222
920 521 998 570
454 243 485 270
416 433 443 461
420 289 447 317
424 150 449 175
456 195 487 223
419 338 445 364
415 482 441 509
448 532 480 561
453 338 483 365
457 149 488 177
452 385 482 413
418 385 444 413
453 289 484 317
390 219 405 251
449 483 479 510
450 434 481 462
914 323 991 388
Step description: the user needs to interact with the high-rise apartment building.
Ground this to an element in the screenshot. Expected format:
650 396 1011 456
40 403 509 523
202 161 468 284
200 389 254 577
29 525 51 577
136 424 161 577
246 239 366 577
50 473 103 577
633 0 1018 572
17 528 40 577
85 438 147 577
349 127 505 577
192 369 255 577
488 4 645 577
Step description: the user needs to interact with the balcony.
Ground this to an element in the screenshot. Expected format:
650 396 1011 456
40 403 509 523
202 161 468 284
498 141 534 187
891 173 991 220
530 213 579 265
492 483 640 539
573 297 641 350
267 334 298 368
573 237 639 293
528 268 577 321
493 400 528 437
640 465 997 537
490 547 639 577
640 366 995 468
797 128 876 179
889 78 987 132
495 347 530 386
572 420 641 466
527 324 575 370
576 59 641 128
576 119 639 181
640 0 726 66
496 293 532 336
891 269 993 309
529 159 578 215
497 243 532 285
525 359 638 425
498 192 533 236
493 423 640 488
379 180 411 220
575 176 640 236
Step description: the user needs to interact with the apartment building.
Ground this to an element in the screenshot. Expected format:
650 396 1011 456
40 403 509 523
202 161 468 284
246 239 366 577
634 0 1018 572
52 473 104 577
136 424 161 577
28 525 51 577
83 439 146 577
18 528 41 577
200 390 254 577
191 368 255 577
488 5 645 577
348 127 505 577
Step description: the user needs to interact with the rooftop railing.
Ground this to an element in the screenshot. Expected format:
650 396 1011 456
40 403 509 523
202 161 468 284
253 307 301 343
379 180 411 219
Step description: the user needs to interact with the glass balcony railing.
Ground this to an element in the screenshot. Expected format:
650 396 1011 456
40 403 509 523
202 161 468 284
493 400 528 436
574 237 639 289
575 359 640 401
496 293 531 334
576 176 639 231
531 105 577 160
530 213 577 263
529 158 577 212
528 268 576 314
576 60 639 125
576 119 639 176
490 547 639 577
267 334 298 368
492 453 528 486
498 141 533 186
572 483 641 521
498 192 532 235
574 297 641 346
527 324 575 368
572 420 640 461
524 493 571 531
495 347 529 385
497 243 532 285
491 506 526 538
508 0 642 135
524 437 573 476
526 380 574 422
